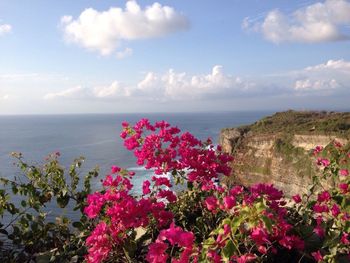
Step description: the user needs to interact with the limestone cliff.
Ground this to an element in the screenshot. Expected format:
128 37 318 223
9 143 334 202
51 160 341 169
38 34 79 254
220 110 350 197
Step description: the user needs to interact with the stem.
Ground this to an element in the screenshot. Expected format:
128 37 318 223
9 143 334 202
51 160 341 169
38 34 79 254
3 207 31 230
122 247 132 263
298 253 306 263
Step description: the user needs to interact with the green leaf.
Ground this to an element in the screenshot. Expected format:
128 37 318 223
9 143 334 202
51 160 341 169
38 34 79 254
0 229 8 236
344 221 350 232
72 221 84 231
261 215 273 233
61 188 68 196
230 215 243 234
57 194 69 208
69 255 79 263
222 240 235 260
35 251 53 263
254 200 266 213
11 185 18 195
7 203 17 214
203 237 215 249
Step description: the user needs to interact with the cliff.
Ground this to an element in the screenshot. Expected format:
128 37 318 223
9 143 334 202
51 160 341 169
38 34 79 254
220 110 350 197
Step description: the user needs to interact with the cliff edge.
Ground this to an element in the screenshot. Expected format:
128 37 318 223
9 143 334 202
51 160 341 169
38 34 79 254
220 110 350 196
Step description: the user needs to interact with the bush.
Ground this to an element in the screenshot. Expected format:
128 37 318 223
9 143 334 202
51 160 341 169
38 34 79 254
0 153 99 262
0 119 349 262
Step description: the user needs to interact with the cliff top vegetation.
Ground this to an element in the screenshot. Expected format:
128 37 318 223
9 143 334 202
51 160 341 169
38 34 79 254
223 110 350 138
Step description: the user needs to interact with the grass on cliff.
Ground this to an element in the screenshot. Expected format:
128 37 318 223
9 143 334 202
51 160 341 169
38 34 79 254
221 110 350 188
240 110 350 138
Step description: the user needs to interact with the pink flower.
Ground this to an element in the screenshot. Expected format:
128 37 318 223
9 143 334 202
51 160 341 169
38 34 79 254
334 141 343 148
317 158 330 167
157 190 177 203
172 247 194 263
84 192 105 218
331 204 341 217
120 131 128 139
86 222 112 263
279 235 304 250
142 180 151 195
215 234 225 247
111 165 121 173
250 227 270 245
339 183 349 194
311 251 323 262
158 223 194 248
121 121 129 128
292 194 302 203
204 196 218 211
317 191 331 203
234 254 256 263
154 210 174 227
313 226 325 238
258 245 267 254
313 204 329 213
313 146 323 155
230 186 244 195
223 196 235 209
340 169 349 176
146 241 168 263
152 176 172 187
341 233 349 245
207 250 222 263
223 224 231 236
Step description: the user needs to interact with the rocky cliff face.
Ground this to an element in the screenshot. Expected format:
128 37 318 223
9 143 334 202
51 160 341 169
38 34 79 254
219 111 350 197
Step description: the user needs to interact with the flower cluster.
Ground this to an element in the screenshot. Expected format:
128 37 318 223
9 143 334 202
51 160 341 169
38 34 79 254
121 119 233 190
85 119 233 262
292 141 350 262
84 120 350 263
84 168 174 263
147 223 197 263
202 184 304 262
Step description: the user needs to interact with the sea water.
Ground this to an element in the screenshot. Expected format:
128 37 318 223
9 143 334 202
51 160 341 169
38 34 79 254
0 111 271 220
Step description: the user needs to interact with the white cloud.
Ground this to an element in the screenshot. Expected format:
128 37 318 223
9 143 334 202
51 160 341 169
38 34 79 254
43 60 350 102
44 82 131 100
294 79 339 91
0 24 12 36
0 73 67 82
305 59 350 72
93 81 131 98
61 0 189 56
43 66 250 101
243 0 350 43
0 94 9 100
135 65 253 100
291 59 350 95
116 47 133 59
44 86 87 100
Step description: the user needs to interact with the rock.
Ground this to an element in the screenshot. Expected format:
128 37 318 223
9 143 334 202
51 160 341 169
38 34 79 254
220 110 350 197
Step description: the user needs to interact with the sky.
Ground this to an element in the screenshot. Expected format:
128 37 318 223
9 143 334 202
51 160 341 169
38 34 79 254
0 0 350 114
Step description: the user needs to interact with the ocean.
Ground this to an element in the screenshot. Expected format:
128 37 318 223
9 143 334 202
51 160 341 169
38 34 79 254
0 111 271 219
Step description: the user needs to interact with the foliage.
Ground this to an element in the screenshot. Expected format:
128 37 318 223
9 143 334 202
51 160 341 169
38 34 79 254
0 118 349 263
0 152 99 262
244 110 350 137
289 142 350 263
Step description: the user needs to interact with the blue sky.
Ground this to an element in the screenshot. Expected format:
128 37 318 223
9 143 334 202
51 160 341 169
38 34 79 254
0 0 350 114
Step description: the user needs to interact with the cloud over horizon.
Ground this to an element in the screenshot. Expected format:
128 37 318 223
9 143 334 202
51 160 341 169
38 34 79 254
43 59 350 102
44 66 252 101
0 23 12 36
61 0 189 56
243 0 350 44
